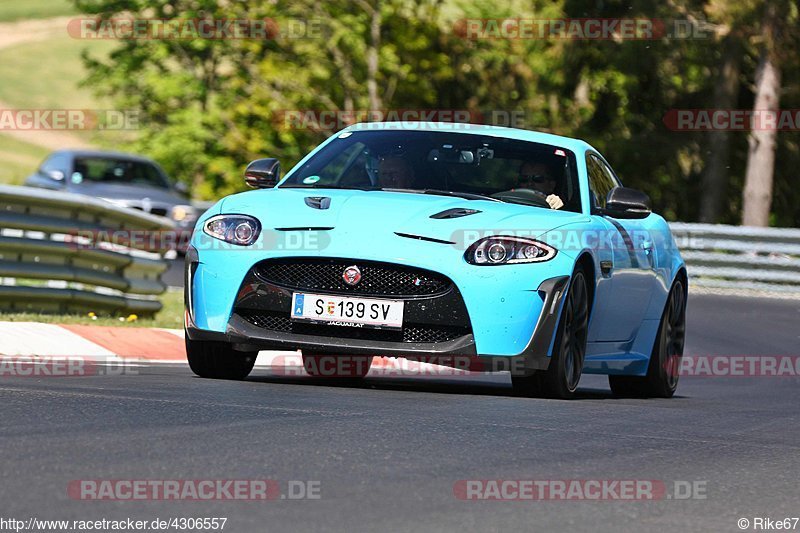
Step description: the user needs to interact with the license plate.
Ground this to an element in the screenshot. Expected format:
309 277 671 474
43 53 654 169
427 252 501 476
290 293 404 329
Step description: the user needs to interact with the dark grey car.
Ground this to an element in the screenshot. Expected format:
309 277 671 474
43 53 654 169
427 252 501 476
25 149 198 234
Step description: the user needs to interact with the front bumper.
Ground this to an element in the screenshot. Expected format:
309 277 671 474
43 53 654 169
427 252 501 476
186 245 571 372
187 273 568 373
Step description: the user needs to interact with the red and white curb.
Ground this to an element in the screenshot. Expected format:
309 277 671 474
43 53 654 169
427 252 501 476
0 322 456 375
0 322 186 363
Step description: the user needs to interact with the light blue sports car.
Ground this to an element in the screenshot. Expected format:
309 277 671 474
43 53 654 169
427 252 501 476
185 122 687 399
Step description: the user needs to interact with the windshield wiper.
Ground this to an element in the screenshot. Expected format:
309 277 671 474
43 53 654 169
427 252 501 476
280 184 380 191
418 189 502 202
282 185 502 201
374 188 502 202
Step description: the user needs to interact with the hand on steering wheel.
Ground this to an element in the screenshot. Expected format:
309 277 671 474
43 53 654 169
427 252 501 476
491 188 556 209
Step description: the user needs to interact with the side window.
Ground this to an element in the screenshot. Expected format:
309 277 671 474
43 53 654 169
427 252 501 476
586 153 618 208
598 158 622 190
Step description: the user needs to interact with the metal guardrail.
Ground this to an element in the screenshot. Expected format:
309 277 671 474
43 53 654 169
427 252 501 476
669 223 800 294
1 184 796 314
0 185 175 315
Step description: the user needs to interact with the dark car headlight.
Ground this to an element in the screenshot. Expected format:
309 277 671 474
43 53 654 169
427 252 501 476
203 214 261 246
465 236 557 265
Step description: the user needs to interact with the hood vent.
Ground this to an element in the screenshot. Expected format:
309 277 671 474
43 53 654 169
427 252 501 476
430 208 481 219
305 196 331 210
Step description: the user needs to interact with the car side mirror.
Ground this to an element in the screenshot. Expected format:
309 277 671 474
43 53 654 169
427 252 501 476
45 170 65 182
245 158 280 189
173 181 189 195
602 186 651 219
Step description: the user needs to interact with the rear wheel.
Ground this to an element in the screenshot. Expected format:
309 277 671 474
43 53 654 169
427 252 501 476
302 353 373 379
512 268 590 399
609 279 686 398
185 337 256 380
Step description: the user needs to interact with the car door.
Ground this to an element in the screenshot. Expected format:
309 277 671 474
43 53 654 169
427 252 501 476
587 152 656 342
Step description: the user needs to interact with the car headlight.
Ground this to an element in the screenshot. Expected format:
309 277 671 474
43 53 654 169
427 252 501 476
171 204 195 222
203 214 261 246
465 236 557 265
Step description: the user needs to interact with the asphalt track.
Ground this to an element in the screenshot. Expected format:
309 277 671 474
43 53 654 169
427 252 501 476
1 293 799 533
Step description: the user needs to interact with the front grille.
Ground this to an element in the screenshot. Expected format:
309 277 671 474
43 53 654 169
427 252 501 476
255 258 451 297
244 312 292 331
237 310 468 344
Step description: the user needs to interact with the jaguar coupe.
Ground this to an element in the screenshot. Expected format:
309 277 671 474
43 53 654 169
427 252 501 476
185 122 687 399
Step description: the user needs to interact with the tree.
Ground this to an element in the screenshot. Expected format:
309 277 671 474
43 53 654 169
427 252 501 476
699 35 741 223
72 0 800 227
75 0 555 197
741 1 786 226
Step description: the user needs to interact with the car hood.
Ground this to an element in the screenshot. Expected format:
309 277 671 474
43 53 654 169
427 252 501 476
69 182 185 206
219 188 588 243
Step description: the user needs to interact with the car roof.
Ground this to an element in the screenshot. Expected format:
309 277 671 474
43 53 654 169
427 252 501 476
343 122 598 154
49 149 158 164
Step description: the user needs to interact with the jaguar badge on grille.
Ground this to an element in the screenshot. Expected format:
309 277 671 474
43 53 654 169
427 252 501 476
342 265 362 286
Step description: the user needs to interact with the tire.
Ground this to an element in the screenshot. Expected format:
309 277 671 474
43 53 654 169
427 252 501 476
609 279 687 398
512 268 590 399
302 353 373 379
185 337 257 380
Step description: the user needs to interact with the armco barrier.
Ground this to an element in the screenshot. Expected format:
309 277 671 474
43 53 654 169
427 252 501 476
668 222 800 294
0 185 174 315
2 185 796 314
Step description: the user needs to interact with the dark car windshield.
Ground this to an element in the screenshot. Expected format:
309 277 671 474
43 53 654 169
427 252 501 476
72 157 169 188
280 130 582 212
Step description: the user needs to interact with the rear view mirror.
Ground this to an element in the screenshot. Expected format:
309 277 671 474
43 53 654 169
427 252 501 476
602 187 651 219
427 148 475 164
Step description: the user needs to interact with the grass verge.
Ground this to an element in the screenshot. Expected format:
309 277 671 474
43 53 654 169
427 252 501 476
0 0 77 22
0 134 50 185
0 36 115 110
0 289 185 329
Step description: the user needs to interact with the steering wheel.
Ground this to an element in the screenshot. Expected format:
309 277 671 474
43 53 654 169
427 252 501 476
490 188 551 208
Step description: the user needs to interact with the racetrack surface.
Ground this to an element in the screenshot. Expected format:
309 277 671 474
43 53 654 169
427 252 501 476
1 294 798 533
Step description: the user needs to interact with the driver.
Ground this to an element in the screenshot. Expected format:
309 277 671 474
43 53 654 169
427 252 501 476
516 161 564 210
377 156 414 189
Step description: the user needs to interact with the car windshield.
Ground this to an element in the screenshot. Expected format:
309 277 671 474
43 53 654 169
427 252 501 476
72 157 169 188
280 130 582 212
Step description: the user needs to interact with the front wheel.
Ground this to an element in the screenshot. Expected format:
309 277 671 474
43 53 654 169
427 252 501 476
512 268 590 399
185 337 257 380
609 278 687 398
